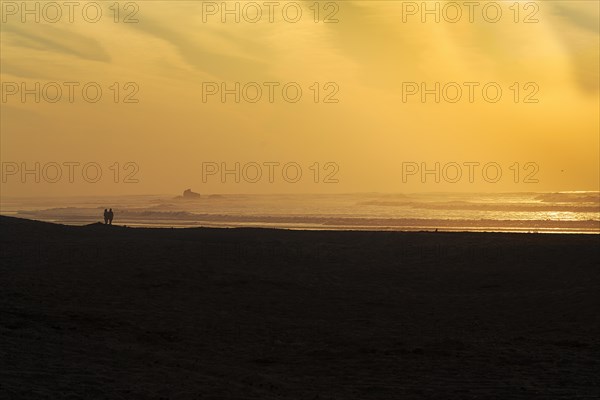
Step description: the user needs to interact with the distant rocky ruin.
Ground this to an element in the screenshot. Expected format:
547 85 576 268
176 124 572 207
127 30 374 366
174 189 201 200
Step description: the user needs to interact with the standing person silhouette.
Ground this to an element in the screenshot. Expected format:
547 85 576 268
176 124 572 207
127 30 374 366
108 209 114 225
103 209 108 224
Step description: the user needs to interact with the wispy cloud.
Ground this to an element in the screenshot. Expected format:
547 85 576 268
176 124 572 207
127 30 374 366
2 23 110 63
127 12 270 81
548 2 599 94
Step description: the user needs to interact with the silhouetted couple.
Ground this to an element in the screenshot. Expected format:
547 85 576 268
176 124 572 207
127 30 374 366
103 208 114 225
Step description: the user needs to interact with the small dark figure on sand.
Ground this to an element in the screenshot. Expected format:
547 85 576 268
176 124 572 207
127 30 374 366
107 209 114 225
103 209 109 224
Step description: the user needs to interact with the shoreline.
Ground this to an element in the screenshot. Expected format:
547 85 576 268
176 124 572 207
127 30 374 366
2 214 598 234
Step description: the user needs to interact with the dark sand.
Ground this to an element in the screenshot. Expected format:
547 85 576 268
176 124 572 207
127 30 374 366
1 216 599 399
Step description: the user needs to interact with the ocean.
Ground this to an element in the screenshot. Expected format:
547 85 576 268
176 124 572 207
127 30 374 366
1 192 599 234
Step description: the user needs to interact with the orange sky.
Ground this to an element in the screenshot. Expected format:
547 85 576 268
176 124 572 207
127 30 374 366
1 0 598 196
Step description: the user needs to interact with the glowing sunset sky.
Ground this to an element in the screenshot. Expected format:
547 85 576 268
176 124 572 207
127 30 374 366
1 1 598 196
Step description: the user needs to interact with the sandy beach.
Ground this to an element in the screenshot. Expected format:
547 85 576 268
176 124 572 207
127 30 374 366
1 215 599 399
